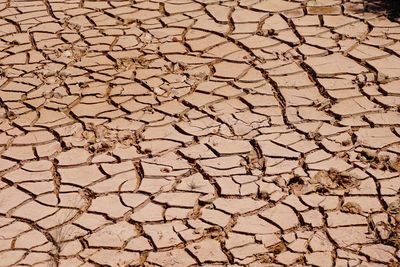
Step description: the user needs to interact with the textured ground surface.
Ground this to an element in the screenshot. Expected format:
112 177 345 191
0 0 400 266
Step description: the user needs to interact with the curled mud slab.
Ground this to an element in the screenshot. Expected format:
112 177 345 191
0 0 400 266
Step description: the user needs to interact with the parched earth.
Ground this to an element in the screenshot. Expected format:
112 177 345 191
0 0 400 266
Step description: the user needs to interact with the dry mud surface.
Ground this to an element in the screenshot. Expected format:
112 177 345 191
0 0 400 266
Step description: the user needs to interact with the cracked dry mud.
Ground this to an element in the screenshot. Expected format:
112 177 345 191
0 0 400 266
